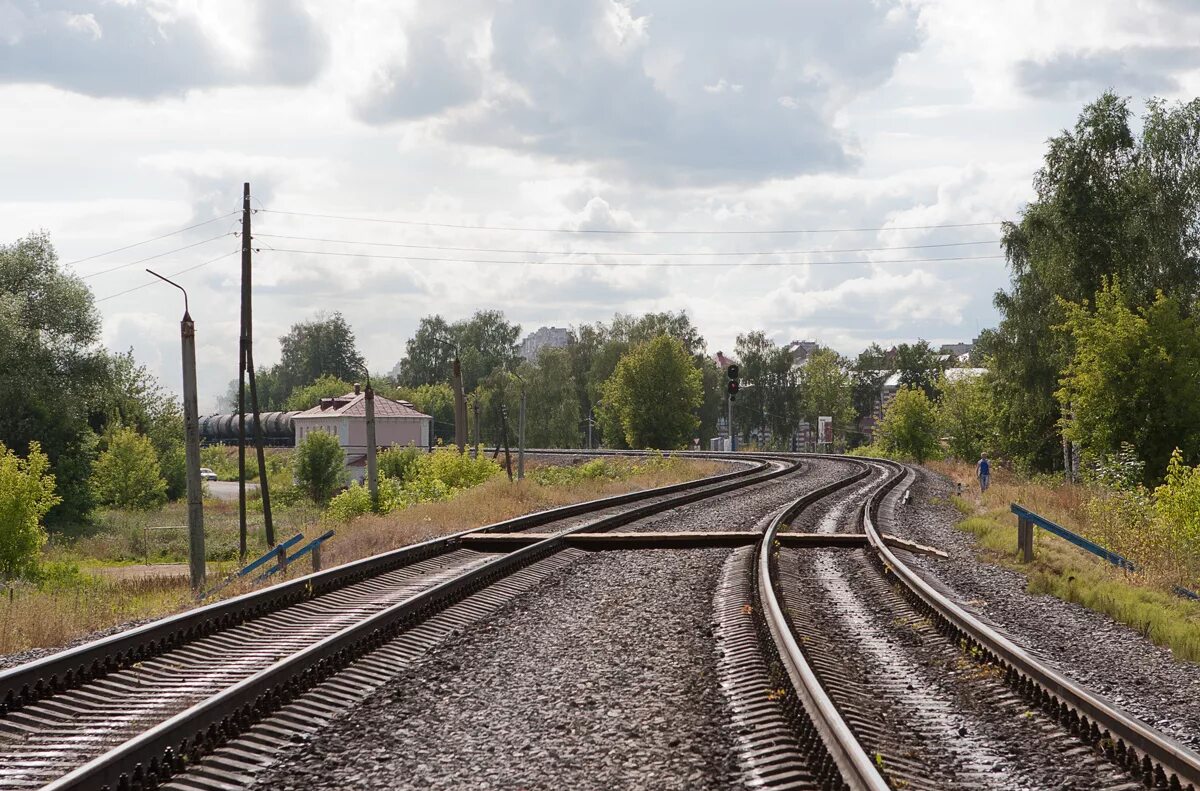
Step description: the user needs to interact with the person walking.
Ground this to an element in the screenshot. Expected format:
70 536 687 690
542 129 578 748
976 451 991 493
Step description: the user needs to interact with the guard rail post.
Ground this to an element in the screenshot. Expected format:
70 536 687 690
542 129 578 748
1017 515 1033 562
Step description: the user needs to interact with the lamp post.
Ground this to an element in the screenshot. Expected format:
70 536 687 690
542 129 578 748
146 269 205 591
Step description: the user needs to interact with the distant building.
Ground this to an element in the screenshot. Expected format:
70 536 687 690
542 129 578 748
713 350 736 369
292 386 432 481
785 340 820 367
519 326 570 360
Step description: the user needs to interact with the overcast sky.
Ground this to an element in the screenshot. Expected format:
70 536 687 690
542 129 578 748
3 0 1198 410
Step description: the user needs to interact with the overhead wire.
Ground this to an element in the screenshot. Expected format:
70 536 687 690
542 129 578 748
63 211 239 266
251 232 1000 257
80 233 236 279
259 246 1004 268
95 249 240 303
257 208 1001 235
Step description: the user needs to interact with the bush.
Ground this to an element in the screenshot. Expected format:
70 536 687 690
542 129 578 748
324 449 499 522
875 386 941 463
379 445 422 484
295 431 345 505
91 427 168 511
0 441 59 580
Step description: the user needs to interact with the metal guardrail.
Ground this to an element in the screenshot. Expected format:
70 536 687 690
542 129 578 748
1011 504 1199 600
857 471 1200 790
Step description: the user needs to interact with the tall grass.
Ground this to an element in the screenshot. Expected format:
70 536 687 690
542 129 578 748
931 460 1200 663
0 457 723 656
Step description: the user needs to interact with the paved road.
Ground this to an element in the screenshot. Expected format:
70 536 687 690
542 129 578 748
206 480 260 500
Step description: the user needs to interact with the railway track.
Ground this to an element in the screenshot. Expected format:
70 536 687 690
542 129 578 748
735 456 1200 791
0 453 797 791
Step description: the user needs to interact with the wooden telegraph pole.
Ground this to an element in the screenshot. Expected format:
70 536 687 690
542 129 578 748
238 182 276 558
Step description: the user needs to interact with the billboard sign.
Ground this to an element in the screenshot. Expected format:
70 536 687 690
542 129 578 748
818 416 833 445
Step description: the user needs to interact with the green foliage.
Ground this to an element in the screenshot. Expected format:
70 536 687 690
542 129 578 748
90 427 167 511
378 445 422 484
395 311 521 392
0 441 58 580
987 92 1200 473
1055 280 1200 482
294 431 345 505
851 343 890 434
199 446 238 480
325 449 500 521
521 348 582 448
798 348 855 445
530 458 631 486
101 351 187 500
0 232 107 525
893 340 943 399
937 372 996 461
875 386 941 463
601 335 702 449
284 375 354 412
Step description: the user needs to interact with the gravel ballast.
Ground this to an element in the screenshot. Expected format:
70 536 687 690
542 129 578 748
253 549 738 791
891 466 1200 750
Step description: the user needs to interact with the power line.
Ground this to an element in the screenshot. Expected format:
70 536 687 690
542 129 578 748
80 233 235 280
63 212 239 266
95 250 239 303
261 247 1005 268
251 232 1000 257
258 208 1001 235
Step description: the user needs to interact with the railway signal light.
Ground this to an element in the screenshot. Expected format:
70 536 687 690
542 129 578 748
727 364 739 400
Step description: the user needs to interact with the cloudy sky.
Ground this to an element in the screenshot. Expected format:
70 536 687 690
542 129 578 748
3 0 1198 410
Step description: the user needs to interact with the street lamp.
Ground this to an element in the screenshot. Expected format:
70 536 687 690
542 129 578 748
145 269 205 592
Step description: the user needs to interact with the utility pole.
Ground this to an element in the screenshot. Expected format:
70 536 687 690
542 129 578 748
728 394 734 452
365 382 378 509
238 182 276 553
587 407 593 450
472 395 481 456
499 405 513 481
147 270 205 591
518 387 526 480
237 184 250 560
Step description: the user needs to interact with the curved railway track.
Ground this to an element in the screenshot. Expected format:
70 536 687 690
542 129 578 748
743 456 1200 791
2 452 1197 790
0 453 797 791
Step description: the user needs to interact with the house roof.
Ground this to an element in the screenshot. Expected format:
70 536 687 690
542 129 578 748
292 392 432 420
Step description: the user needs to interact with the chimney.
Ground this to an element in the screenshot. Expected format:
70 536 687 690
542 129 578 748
354 382 361 395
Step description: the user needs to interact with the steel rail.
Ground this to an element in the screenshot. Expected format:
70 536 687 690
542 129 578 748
755 456 892 791
859 459 1200 791
0 452 770 715
25 454 802 790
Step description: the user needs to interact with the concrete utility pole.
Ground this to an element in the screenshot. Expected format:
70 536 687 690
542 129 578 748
365 382 378 509
238 185 250 560
147 270 205 591
472 395 481 456
728 394 735 452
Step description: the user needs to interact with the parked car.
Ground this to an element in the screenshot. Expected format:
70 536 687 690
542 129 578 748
199 467 218 481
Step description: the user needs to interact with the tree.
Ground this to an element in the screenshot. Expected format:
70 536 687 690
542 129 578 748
91 427 168 511
893 340 942 399
284 375 354 411
696 356 725 447
1 232 109 526
988 92 1200 473
100 351 186 500
851 343 891 427
1055 279 1200 482
0 441 58 581
394 315 456 388
734 331 778 444
294 430 345 505
272 312 366 402
876 387 940 463
937 371 995 461
798 348 855 445
601 336 702 449
520 348 581 448
454 310 522 392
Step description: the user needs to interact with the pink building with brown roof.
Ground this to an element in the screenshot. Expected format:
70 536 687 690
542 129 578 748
292 387 433 459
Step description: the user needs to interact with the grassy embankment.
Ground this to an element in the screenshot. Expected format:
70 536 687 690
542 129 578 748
927 460 1200 663
0 455 724 657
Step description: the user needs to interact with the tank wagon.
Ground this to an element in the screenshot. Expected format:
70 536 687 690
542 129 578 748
199 412 298 446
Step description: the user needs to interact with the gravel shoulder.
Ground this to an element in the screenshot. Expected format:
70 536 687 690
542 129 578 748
891 465 1200 750
252 549 738 791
